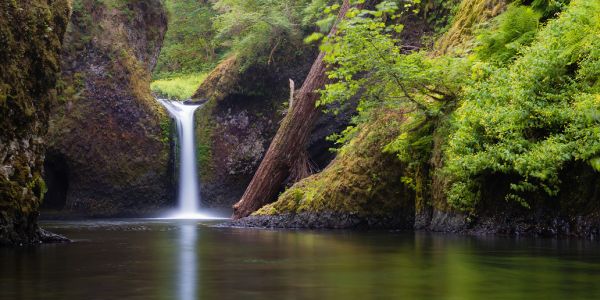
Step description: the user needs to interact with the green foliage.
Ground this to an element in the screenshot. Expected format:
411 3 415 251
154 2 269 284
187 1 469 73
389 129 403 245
475 5 540 64
153 0 220 80
319 1 467 146
302 0 334 28
314 0 597 213
150 73 207 100
474 0 571 65
315 1 470 207
212 0 324 70
518 0 570 19
444 0 600 210
413 0 462 33
150 0 220 100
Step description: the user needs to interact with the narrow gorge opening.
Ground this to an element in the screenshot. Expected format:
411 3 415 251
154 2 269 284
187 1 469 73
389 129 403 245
42 152 69 210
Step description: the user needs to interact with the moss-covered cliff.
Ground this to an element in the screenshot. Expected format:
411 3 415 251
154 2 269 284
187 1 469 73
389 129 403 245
231 0 600 238
0 0 71 245
423 0 600 237
192 47 324 208
44 0 172 216
235 111 415 228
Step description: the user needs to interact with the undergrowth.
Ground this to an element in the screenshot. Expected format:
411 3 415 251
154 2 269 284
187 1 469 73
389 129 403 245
150 73 208 100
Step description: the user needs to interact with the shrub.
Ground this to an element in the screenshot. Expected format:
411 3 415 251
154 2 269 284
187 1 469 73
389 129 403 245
150 73 208 100
475 5 540 64
444 0 600 210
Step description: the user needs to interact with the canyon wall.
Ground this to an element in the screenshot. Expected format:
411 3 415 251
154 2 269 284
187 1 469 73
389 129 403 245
0 0 71 245
45 0 173 217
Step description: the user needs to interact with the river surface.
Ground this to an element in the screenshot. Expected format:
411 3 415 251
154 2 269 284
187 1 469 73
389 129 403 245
1 220 600 300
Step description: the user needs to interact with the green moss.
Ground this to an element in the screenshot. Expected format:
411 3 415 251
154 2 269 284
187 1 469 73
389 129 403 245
57 72 85 104
153 0 220 81
195 98 216 180
27 174 47 204
159 115 172 146
151 73 208 100
435 0 508 55
47 0 171 204
255 111 414 218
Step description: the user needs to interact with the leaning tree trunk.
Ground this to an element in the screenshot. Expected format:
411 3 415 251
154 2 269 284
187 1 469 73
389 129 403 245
232 0 353 219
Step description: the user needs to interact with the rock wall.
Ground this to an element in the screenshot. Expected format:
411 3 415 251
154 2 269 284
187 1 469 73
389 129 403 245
233 111 415 229
45 0 173 217
191 46 350 208
0 0 71 245
420 159 600 238
230 0 600 239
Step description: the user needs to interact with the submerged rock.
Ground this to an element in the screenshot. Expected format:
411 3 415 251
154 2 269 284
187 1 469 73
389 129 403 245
39 228 70 244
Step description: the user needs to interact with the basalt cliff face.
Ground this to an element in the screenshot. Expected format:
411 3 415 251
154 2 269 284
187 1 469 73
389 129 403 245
45 0 173 217
192 50 353 208
0 0 71 245
192 54 310 208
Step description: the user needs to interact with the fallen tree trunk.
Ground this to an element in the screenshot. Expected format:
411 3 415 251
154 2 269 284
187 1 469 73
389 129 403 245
232 0 353 219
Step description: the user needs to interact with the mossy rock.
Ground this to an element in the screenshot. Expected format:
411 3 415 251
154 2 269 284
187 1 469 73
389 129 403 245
251 111 416 229
435 0 508 55
192 41 320 208
0 0 71 245
44 0 173 217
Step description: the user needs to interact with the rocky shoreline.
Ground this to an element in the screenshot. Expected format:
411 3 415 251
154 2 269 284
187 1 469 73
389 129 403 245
1 213 70 246
223 210 600 240
227 211 414 230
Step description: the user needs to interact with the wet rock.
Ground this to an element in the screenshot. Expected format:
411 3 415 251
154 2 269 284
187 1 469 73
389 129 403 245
45 0 174 217
226 211 413 230
38 228 70 244
184 99 208 105
0 0 70 245
193 51 352 208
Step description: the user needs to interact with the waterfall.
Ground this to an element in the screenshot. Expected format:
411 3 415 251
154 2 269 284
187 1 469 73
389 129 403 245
158 99 208 219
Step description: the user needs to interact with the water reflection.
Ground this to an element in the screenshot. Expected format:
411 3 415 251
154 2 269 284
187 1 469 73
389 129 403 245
1 221 600 300
178 223 198 300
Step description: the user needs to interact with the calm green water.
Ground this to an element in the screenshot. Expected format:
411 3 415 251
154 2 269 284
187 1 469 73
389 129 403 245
1 220 600 300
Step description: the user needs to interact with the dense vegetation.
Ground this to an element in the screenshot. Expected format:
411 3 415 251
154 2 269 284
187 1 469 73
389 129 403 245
446 0 599 209
226 0 598 226
151 0 598 221
2 0 599 245
152 0 340 99
306 0 600 213
151 0 219 99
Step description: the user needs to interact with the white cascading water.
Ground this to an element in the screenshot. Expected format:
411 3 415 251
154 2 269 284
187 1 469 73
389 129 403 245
158 99 210 219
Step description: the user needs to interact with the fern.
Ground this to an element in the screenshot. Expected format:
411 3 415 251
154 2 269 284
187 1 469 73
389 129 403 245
475 5 540 64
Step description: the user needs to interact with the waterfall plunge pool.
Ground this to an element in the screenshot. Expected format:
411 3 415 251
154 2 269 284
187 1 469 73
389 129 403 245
2 219 600 300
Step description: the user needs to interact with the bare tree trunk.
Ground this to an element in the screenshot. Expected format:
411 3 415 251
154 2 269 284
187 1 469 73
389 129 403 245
232 0 353 219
